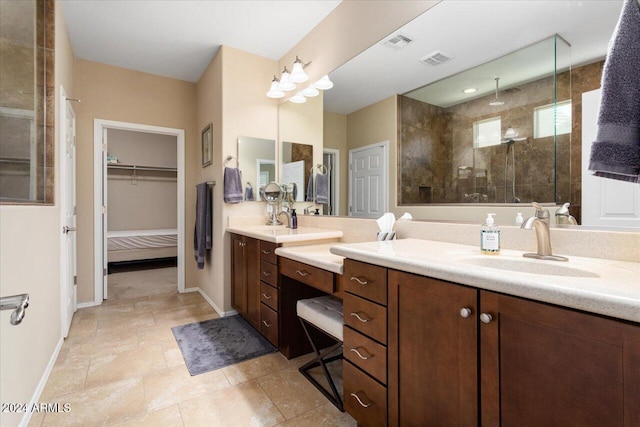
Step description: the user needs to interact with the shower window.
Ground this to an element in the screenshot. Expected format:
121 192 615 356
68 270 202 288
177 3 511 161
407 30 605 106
473 117 502 148
534 100 572 138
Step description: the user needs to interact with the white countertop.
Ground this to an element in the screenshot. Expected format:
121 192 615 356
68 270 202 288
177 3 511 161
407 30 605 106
330 238 640 323
275 243 345 274
226 225 343 244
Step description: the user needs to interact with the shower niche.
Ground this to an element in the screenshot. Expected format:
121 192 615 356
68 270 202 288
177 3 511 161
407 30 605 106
399 35 572 205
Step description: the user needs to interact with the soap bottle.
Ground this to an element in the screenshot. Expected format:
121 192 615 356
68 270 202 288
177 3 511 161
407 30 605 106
514 212 524 226
291 209 298 229
480 213 500 255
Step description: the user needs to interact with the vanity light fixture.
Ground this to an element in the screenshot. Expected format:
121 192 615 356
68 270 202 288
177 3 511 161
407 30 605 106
314 75 334 90
289 92 307 104
301 85 319 97
278 67 296 92
266 75 285 98
463 88 477 94
290 56 311 83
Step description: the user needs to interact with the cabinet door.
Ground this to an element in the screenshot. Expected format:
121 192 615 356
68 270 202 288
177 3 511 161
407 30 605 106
230 234 246 314
480 291 640 427
245 237 260 329
388 270 478 427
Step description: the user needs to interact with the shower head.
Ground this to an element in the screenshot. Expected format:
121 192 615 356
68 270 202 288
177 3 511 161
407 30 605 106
490 77 504 106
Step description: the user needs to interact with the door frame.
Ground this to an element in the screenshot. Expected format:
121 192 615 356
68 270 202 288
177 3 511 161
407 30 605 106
93 119 186 305
323 148 340 215
348 141 389 217
59 86 76 337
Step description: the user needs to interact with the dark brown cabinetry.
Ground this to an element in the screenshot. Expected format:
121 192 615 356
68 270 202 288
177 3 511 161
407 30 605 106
258 240 280 347
386 269 640 427
230 234 260 329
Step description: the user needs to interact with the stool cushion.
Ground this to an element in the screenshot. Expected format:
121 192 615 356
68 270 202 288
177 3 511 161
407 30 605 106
297 296 344 341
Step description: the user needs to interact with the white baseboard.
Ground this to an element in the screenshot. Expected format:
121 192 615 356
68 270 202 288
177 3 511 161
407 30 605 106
182 287 236 317
19 337 64 427
77 300 100 309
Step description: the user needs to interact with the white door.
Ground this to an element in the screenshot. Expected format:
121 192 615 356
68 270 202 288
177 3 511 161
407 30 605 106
102 128 108 299
61 91 77 337
349 142 388 218
582 89 640 228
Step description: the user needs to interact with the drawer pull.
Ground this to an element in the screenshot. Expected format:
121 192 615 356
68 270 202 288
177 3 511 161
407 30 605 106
350 392 374 408
262 293 272 300
262 271 271 277
262 320 272 327
296 270 310 277
262 249 272 255
350 347 372 360
350 276 369 285
350 312 371 323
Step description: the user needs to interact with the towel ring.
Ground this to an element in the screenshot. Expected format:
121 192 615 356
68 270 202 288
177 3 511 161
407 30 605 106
224 155 239 169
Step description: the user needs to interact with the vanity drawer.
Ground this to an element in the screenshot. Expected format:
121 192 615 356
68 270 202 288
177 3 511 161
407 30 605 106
344 326 387 385
260 303 278 346
344 293 387 345
344 361 387 427
260 260 278 287
344 259 388 306
260 241 278 264
260 282 278 311
279 257 334 294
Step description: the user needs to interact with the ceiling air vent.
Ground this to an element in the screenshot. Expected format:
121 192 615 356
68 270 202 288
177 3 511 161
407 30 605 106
382 33 413 50
420 50 454 66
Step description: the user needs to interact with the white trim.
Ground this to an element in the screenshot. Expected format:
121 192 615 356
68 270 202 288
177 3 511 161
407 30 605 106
184 287 238 317
323 148 340 215
18 338 64 427
348 141 389 217
77 301 101 309
93 119 186 305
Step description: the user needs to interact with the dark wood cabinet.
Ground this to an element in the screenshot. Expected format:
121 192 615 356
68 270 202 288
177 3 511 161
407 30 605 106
385 269 640 427
230 234 260 329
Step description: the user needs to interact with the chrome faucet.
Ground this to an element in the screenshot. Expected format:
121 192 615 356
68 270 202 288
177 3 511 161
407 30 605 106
555 203 578 226
277 210 291 228
521 202 568 262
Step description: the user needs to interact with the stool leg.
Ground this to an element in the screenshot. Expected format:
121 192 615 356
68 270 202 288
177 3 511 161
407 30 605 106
298 318 344 412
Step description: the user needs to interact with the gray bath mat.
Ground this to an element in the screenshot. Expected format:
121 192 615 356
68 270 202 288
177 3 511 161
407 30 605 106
172 315 277 376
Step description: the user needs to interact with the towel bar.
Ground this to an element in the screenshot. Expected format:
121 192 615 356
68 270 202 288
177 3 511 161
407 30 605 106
0 293 30 325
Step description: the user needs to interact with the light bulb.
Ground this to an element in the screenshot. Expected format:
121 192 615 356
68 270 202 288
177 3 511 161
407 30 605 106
278 67 296 92
314 75 333 90
301 85 319 97
290 57 309 83
289 92 307 104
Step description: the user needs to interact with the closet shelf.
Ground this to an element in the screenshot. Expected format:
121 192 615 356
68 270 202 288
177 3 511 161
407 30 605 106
107 164 177 172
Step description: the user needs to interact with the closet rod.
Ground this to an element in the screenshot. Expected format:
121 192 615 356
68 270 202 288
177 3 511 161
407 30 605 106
107 164 177 172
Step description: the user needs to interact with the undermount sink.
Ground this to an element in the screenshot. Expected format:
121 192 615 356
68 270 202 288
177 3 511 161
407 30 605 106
460 257 600 278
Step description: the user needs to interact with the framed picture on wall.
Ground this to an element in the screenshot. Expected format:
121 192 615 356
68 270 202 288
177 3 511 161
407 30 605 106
201 123 212 167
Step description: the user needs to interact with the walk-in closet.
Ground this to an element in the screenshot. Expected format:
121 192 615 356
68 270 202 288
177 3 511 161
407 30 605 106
105 128 178 300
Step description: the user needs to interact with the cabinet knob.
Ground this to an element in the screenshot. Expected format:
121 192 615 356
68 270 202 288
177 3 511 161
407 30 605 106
460 307 472 318
480 313 493 324
350 276 369 285
350 392 374 408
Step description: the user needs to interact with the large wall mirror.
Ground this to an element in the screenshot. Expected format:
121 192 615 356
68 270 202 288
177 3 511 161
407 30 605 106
318 0 625 226
0 0 54 204
281 141 313 202
237 136 276 201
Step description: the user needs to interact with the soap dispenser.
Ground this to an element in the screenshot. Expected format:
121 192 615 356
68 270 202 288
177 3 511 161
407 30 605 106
291 209 298 229
514 212 524 226
481 213 500 255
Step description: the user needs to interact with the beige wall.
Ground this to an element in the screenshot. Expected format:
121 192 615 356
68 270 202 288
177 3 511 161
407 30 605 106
194 46 278 313
74 59 197 303
0 2 74 425
323 111 347 215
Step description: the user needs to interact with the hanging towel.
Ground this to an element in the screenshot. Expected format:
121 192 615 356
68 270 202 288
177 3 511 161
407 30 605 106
588 0 640 183
305 172 314 202
315 172 329 205
224 167 244 203
245 184 254 201
194 182 212 270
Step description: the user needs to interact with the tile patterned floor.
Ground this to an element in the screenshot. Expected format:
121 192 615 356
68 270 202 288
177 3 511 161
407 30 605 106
29 268 356 427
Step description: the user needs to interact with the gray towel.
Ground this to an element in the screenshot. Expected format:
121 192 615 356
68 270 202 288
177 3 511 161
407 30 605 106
224 167 243 203
245 185 254 201
305 173 314 202
315 173 329 205
588 0 640 183
194 183 212 270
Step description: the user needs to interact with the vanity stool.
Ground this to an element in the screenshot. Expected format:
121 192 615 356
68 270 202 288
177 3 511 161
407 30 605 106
296 295 345 411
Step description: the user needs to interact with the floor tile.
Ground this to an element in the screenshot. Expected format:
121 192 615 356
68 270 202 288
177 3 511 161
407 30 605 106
161 341 186 369
143 365 230 411
258 367 328 419
177 291 206 306
41 378 145 426
180 381 284 427
134 294 182 314
96 312 156 331
111 405 183 427
276 402 356 426
40 358 90 399
223 352 290 386
85 344 167 388
137 325 179 347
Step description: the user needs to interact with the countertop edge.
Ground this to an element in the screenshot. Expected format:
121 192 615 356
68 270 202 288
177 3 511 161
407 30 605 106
275 245 344 275
227 226 343 243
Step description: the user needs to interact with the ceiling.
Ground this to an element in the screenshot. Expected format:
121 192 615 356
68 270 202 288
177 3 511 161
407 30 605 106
61 0 341 83
324 0 623 114
60 1 623 114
